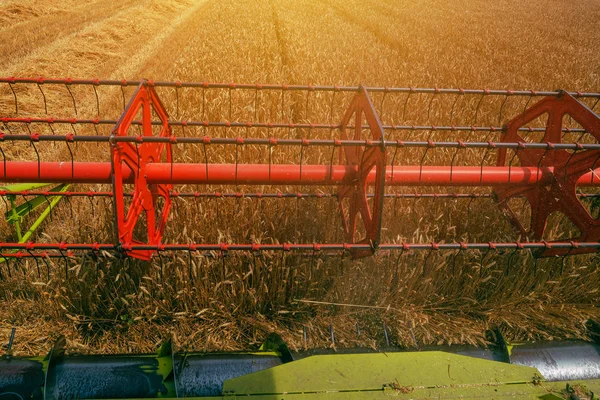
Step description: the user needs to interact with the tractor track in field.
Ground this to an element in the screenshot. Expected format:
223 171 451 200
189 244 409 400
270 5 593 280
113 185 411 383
268 0 293 82
318 0 408 58
108 0 213 82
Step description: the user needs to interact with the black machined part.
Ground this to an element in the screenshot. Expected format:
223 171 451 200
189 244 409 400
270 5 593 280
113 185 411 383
44 355 168 400
174 353 282 397
1 334 600 399
0 357 44 400
588 319 600 344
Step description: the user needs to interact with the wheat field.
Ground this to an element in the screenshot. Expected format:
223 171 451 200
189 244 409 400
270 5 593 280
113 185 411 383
0 0 599 355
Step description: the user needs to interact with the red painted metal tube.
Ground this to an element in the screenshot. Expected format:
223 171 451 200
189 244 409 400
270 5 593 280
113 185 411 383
2 161 600 186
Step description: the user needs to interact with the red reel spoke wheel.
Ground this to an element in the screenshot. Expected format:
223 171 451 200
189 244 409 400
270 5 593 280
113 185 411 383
338 87 386 258
495 92 600 256
111 81 172 260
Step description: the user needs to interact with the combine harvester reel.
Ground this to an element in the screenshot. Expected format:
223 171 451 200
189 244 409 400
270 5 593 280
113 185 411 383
0 78 599 398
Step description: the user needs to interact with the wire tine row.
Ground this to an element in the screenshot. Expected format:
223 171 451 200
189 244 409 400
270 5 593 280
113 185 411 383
0 241 598 252
1 132 599 151
3 78 600 97
0 117 591 135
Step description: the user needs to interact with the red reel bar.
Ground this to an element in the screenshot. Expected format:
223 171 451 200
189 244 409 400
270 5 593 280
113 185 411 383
2 79 600 260
2 162 600 187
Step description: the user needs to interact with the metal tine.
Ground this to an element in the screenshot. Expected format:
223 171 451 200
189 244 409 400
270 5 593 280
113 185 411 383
92 85 100 116
64 195 74 219
59 248 68 279
186 248 195 282
479 129 500 182
426 88 440 123
505 249 519 277
15 255 26 276
42 257 50 282
449 140 466 182
466 197 476 228
473 91 488 126
4 327 16 354
220 249 227 281
0 195 8 215
1 121 12 134
479 247 491 278
66 140 75 179
0 146 6 178
520 94 535 140
408 320 419 348
302 326 308 347
449 89 464 124
330 323 335 347
327 142 336 182
37 82 48 114
65 82 78 115
507 145 522 183
29 140 42 179
418 143 431 182
421 248 433 277
449 248 458 275
383 322 390 347
120 86 126 112
8 82 18 114
591 97 600 113
27 249 41 278
390 144 399 182
45 121 56 136
20 194 32 215
498 92 512 125
87 195 95 218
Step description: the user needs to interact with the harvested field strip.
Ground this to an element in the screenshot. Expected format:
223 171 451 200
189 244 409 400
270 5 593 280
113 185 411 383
0 0 139 71
0 0 88 28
